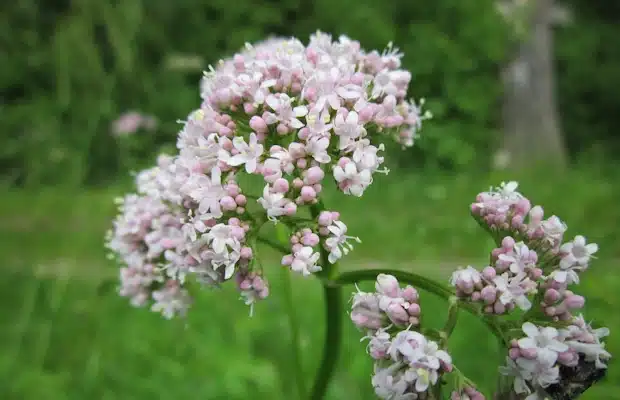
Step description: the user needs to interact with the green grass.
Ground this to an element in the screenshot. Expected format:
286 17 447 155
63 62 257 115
0 169 619 399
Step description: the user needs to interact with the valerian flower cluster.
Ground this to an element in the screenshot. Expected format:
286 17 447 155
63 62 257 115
106 32 429 318
349 182 611 399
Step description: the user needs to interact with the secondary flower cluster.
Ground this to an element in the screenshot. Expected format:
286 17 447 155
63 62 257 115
351 274 459 399
106 32 428 317
450 181 611 398
501 319 610 399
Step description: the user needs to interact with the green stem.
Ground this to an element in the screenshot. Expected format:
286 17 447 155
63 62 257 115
273 223 307 399
281 265 307 399
308 202 344 400
309 283 343 400
440 296 459 347
334 268 507 346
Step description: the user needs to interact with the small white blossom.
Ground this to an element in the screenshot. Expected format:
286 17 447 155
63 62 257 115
290 246 321 276
222 133 264 173
325 220 361 263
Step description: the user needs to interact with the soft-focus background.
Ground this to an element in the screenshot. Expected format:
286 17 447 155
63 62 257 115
1 0 619 399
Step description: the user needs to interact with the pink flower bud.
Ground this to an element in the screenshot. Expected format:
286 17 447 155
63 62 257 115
515 198 531 216
407 302 421 316
300 185 316 202
249 116 268 133
375 274 400 297
240 247 253 259
481 286 497 304
386 303 409 325
234 194 247 206
231 226 245 240
220 196 237 211
243 102 255 114
288 142 305 158
305 166 325 185
557 350 578 366
302 233 320 247
292 178 304 189
277 123 289 135
401 286 419 302
565 295 585 309
282 254 293 267
273 178 290 193
318 211 333 226
482 266 496 280
544 288 561 304
296 158 308 169
284 202 297 216
501 236 515 250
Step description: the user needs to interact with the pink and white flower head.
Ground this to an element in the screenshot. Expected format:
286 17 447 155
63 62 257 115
351 275 452 398
108 35 431 314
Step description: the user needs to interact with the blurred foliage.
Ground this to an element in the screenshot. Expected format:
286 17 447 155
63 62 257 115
0 0 618 187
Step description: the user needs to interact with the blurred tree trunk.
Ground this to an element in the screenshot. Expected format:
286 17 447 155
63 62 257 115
500 0 568 170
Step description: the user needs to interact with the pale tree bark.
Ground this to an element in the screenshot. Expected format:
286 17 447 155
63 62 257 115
499 0 568 170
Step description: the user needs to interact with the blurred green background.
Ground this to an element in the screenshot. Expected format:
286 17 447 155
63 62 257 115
1 0 619 399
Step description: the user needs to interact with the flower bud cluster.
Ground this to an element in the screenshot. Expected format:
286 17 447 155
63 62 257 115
351 274 453 399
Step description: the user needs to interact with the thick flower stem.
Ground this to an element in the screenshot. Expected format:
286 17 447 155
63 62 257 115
281 266 308 399
309 284 343 400
273 223 308 399
334 268 508 346
307 202 345 400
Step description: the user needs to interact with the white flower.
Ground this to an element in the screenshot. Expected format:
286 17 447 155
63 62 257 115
518 322 569 364
206 224 236 254
560 235 598 269
257 184 288 222
541 216 567 247
364 328 392 360
151 284 191 319
372 364 416 400
498 181 520 198
334 110 365 150
498 356 531 396
265 93 308 128
371 69 398 98
561 315 611 369
352 140 386 173
210 243 241 279
516 356 560 389
270 147 295 174
305 136 331 164
333 162 372 197
290 246 321 276
325 220 361 263
223 133 264 173
493 272 533 310
498 242 536 274
387 330 451 393
182 167 226 218
305 109 333 137
449 266 482 288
